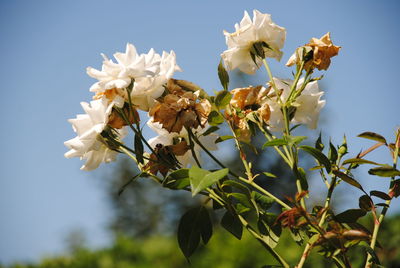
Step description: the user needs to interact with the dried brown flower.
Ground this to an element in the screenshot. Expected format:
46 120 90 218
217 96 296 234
108 106 139 129
286 32 341 71
149 85 211 133
227 86 271 141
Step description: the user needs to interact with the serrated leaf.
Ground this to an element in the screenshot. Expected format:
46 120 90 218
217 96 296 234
202 126 219 136
368 166 400 177
359 195 373 211
190 167 229 196
218 59 229 91
177 206 213 259
335 209 366 223
342 158 381 166
332 170 363 191
228 192 254 210
221 211 243 239
163 169 190 190
262 138 288 148
208 110 224 126
252 191 274 210
215 135 234 143
215 90 232 110
134 134 144 164
370 190 391 200
299 145 331 173
358 132 387 144
258 214 281 248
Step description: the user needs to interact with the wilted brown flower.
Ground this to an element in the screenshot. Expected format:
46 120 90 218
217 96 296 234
149 85 211 133
144 140 190 176
286 32 341 71
227 86 271 141
108 106 140 129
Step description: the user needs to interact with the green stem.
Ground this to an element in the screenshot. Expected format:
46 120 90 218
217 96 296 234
365 133 399 267
186 128 202 167
258 124 292 166
238 214 290 268
189 129 240 178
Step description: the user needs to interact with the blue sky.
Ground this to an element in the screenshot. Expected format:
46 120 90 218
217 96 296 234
0 0 399 264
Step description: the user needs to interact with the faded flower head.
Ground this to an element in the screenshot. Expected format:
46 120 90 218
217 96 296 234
221 10 286 75
286 32 340 71
149 81 211 133
64 97 126 170
87 43 181 111
227 85 271 141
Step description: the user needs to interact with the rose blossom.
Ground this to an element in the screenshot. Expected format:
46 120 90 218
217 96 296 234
221 10 286 75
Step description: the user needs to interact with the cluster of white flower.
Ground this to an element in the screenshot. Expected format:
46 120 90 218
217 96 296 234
65 44 184 170
65 9 332 172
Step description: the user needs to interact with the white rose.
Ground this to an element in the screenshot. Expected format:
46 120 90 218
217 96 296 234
221 10 286 75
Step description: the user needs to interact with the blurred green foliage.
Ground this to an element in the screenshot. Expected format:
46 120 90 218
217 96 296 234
3 214 399 268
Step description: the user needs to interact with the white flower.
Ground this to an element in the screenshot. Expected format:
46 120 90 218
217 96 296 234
221 10 286 75
147 120 218 167
64 97 126 171
266 78 325 130
87 43 182 111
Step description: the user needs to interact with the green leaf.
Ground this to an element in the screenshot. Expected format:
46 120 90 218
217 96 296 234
287 136 307 146
228 192 254 210
342 158 381 166
358 131 387 144
222 180 251 194
215 90 232 109
315 132 324 151
332 170 363 191
221 211 243 239
218 59 229 91
163 169 190 190
190 167 229 196
177 206 213 259
335 209 366 223
262 138 288 148
134 134 144 164
208 110 224 126
258 214 281 248
252 191 274 210
202 126 219 136
360 245 381 265
359 195 373 211
294 166 308 191
215 135 234 144
328 140 338 163
370 190 391 200
263 172 277 178
368 166 400 177
299 145 331 173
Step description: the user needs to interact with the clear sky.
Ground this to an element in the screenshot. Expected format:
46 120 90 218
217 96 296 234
0 0 399 264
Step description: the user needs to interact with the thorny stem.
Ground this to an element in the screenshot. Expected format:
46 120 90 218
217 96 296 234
365 131 399 267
